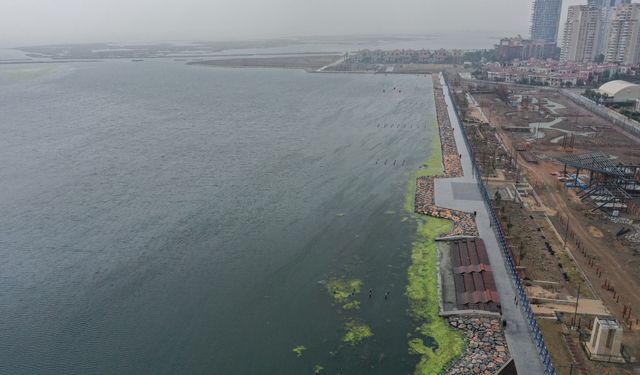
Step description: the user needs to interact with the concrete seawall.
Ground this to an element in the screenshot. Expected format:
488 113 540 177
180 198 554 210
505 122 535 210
438 73 547 375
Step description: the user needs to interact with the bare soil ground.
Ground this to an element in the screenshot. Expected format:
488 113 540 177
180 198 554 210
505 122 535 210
496 201 567 286
472 91 640 161
537 319 585 375
455 81 640 366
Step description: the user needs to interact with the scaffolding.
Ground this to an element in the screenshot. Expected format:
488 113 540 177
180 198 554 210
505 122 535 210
557 152 640 214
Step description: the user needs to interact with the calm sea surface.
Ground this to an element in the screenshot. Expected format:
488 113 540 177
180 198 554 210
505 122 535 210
0 61 436 374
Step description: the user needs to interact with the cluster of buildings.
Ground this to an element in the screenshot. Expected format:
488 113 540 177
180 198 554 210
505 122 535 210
342 0 640 93
494 36 559 61
561 1 640 65
484 59 637 87
495 0 640 66
483 0 640 88
490 0 563 62
342 48 466 65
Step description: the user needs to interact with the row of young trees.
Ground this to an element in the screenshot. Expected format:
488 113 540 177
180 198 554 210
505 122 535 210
582 89 610 102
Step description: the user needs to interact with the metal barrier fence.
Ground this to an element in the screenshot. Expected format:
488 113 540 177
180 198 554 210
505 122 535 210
442 74 557 375
562 90 640 138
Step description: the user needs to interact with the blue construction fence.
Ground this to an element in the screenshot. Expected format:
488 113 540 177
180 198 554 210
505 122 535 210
442 74 557 375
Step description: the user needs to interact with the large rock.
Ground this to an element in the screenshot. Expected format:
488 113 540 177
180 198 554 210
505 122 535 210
445 316 512 375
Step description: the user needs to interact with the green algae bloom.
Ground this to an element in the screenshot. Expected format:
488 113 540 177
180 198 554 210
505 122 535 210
292 345 306 357
404 120 444 214
342 320 373 345
313 364 324 374
408 338 430 356
342 300 360 310
404 118 465 374
325 278 362 304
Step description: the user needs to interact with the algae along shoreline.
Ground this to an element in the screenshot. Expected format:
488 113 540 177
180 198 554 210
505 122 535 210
405 119 464 375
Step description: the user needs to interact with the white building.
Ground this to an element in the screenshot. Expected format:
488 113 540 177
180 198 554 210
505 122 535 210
562 6 602 62
585 317 625 363
599 80 640 102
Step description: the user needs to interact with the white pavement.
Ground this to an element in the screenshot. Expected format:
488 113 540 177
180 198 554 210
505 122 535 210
433 74 547 375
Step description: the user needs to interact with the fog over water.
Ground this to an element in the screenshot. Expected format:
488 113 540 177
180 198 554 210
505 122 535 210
0 0 540 47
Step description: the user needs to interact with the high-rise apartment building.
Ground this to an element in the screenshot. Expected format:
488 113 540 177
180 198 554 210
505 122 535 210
531 0 563 43
587 0 630 8
605 3 640 64
588 0 631 55
561 6 602 62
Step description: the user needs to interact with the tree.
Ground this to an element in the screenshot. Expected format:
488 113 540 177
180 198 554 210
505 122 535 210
518 241 527 264
496 84 510 103
471 70 484 79
583 89 603 102
595 54 605 63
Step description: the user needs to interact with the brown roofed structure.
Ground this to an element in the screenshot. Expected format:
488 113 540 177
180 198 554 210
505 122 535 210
450 238 501 312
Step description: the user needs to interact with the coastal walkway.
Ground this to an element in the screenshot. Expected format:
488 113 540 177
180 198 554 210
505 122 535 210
433 74 547 375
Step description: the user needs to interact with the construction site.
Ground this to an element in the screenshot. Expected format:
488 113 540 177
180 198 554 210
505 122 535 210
448 74 640 375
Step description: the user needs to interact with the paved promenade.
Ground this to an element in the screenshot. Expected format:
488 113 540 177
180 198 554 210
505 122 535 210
434 74 546 375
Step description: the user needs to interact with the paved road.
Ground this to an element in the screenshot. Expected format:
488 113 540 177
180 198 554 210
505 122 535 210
434 74 547 375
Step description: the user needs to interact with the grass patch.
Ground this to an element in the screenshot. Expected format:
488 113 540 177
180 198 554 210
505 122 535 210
558 251 593 299
342 320 374 345
537 319 574 375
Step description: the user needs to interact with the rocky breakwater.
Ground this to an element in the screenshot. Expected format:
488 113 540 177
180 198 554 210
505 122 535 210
445 317 511 375
415 177 478 237
414 75 477 237
432 78 463 179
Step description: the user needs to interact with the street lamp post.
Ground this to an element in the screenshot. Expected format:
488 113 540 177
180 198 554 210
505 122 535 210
572 283 581 330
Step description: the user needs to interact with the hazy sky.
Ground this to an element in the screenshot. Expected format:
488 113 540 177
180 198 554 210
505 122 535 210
0 0 586 47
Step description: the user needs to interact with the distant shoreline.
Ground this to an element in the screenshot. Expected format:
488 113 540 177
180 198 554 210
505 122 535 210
0 60 103 65
0 51 457 76
188 54 342 71
0 51 343 65
190 55 455 74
